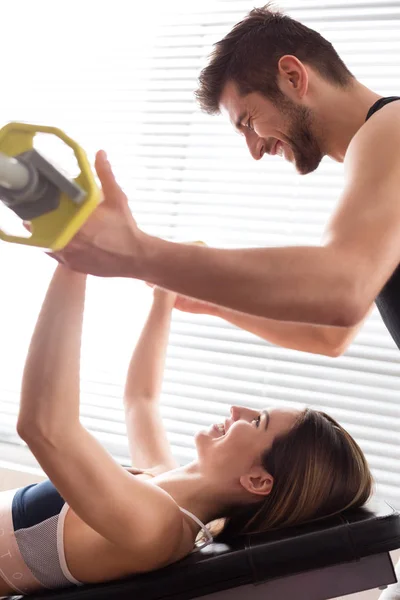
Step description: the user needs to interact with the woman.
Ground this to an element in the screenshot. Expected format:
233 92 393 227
0 264 373 597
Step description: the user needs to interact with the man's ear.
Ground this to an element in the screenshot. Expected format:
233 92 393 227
239 466 273 498
277 54 309 99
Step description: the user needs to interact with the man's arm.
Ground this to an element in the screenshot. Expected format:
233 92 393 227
211 307 368 357
174 295 370 357
136 106 400 326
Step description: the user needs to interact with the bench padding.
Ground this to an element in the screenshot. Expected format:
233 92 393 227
9 498 400 600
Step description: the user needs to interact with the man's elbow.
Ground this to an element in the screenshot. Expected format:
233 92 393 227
320 321 362 359
314 338 348 358
323 344 348 359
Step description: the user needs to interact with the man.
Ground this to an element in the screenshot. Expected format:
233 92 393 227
40 5 400 596
45 5 400 358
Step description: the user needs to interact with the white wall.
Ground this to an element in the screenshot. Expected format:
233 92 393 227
0 461 46 491
0 463 398 600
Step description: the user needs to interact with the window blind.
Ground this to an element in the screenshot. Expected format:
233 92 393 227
0 0 398 510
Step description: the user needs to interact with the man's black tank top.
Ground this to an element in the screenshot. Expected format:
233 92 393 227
365 96 400 347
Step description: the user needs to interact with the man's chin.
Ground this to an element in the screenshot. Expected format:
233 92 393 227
295 163 313 175
294 155 323 175
283 145 319 175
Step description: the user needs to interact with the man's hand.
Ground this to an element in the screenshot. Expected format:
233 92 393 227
46 151 145 277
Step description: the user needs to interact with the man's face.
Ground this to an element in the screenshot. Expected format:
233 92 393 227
219 80 324 175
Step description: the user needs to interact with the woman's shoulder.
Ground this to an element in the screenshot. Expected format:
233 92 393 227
63 468 195 583
64 503 194 584
123 467 201 562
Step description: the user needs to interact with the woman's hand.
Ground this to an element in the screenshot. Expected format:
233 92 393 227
146 282 177 307
147 281 217 314
174 294 219 315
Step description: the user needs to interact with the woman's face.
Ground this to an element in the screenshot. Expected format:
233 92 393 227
195 405 303 490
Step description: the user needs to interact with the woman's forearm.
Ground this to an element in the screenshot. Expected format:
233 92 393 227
124 292 175 403
18 265 87 439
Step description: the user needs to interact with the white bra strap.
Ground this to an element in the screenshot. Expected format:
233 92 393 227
179 507 214 546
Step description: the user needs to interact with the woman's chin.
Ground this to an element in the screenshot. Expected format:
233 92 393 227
194 426 225 457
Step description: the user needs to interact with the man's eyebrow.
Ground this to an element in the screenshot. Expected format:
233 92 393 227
235 112 247 130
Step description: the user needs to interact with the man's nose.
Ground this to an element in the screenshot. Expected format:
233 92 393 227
246 133 265 160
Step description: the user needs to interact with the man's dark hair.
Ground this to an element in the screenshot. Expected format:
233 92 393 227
195 4 354 114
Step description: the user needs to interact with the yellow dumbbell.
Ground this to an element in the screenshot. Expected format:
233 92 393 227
0 122 101 250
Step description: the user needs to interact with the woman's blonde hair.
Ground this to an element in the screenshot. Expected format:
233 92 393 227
211 408 373 542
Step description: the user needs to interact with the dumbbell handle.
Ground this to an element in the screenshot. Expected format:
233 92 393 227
0 152 30 191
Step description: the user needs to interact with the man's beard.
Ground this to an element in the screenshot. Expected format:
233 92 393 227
281 101 324 175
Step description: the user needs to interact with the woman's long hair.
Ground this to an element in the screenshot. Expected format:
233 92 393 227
213 408 373 541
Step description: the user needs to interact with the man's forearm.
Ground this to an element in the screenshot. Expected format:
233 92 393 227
208 304 354 357
135 235 361 327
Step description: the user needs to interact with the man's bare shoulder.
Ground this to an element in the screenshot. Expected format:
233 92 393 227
344 99 400 175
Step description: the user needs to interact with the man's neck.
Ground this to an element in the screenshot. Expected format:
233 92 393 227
313 81 382 162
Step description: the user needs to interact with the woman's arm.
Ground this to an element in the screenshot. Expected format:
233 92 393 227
17 264 86 437
17 266 182 562
124 287 179 471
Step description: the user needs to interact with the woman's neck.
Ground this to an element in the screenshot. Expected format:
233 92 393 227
149 462 236 527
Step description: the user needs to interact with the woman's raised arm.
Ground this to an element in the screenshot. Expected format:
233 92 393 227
123 287 179 472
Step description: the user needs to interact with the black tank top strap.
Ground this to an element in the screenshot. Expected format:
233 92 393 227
366 96 400 121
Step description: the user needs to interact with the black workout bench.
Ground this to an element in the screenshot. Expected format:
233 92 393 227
7 497 400 600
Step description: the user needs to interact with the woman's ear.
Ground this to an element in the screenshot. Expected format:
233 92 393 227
239 466 273 498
